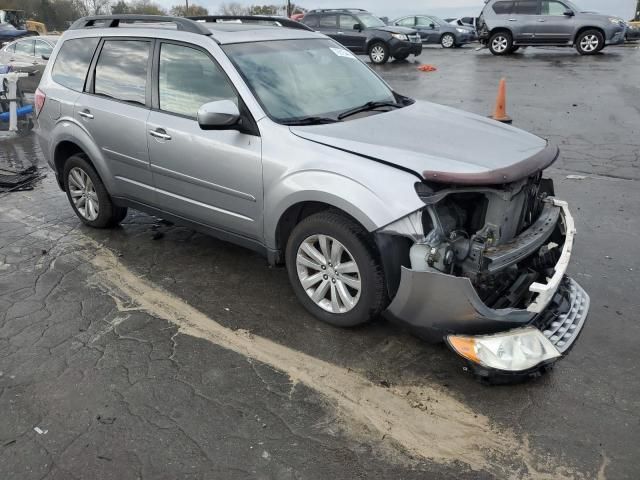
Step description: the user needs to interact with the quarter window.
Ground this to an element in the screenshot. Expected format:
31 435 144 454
541 1 570 15
158 43 237 118
51 37 99 91
15 40 34 56
493 1 515 14
319 15 337 28
94 40 149 105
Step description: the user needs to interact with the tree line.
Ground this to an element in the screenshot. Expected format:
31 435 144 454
0 0 306 31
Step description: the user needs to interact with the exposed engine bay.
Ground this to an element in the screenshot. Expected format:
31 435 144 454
380 173 566 310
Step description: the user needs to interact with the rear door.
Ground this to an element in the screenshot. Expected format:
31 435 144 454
146 41 262 239
76 38 154 204
534 0 575 43
317 14 342 44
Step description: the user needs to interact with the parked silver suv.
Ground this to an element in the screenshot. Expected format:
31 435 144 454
478 0 627 55
35 15 590 381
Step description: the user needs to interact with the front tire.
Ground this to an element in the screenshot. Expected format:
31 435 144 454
368 42 390 65
489 31 513 55
441 33 456 48
63 154 128 228
285 211 387 327
576 29 604 55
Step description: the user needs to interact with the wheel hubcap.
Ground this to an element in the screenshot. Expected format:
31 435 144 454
581 35 599 51
492 36 508 52
296 234 361 314
371 46 385 63
443 35 454 47
68 167 99 221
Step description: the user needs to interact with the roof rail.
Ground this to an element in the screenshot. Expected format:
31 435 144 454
68 14 212 35
187 15 313 31
307 8 368 14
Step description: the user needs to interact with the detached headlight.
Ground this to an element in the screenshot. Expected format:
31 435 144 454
391 33 409 41
456 28 467 33
447 327 561 372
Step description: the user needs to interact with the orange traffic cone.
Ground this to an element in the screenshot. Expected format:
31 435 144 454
490 78 512 124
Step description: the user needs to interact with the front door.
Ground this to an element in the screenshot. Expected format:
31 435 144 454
147 42 263 240
76 38 154 205
534 0 576 44
416 16 438 43
338 14 367 52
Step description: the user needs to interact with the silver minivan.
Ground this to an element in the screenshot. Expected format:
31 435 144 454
35 15 590 381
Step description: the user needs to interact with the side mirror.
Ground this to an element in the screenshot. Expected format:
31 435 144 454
353 23 362 31
197 100 240 130
429 23 436 28
563 10 575 17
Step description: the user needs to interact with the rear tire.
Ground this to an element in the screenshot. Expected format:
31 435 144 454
575 29 604 55
63 154 128 229
489 31 513 55
285 211 387 327
368 42 390 64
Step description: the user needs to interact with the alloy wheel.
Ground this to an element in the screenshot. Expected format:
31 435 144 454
442 34 455 48
296 234 361 314
370 45 386 63
580 34 599 52
492 36 508 53
68 167 99 221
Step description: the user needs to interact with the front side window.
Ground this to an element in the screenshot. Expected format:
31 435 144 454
339 15 358 30
224 39 397 123
159 43 237 118
417 16 435 26
514 1 539 14
51 37 99 91
15 40 34 56
493 1 515 14
35 40 54 58
355 14 386 28
541 1 570 15
94 40 149 105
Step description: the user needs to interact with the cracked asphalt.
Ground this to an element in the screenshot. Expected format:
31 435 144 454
1 44 639 479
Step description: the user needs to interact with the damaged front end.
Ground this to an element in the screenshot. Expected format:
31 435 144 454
376 153 590 380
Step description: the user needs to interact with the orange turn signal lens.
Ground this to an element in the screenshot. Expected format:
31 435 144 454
447 336 480 364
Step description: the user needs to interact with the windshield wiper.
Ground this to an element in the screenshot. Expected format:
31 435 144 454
337 101 402 120
281 116 338 126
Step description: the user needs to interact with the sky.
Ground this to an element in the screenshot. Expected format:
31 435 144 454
156 0 637 20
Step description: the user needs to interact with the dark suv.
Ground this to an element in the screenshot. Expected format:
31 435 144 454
301 8 423 64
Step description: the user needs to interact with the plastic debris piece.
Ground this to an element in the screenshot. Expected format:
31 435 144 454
417 64 438 72
34 427 48 435
566 175 586 180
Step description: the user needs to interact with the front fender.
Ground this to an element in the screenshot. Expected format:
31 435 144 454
264 169 424 250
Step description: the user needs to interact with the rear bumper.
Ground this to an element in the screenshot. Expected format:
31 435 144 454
385 199 589 369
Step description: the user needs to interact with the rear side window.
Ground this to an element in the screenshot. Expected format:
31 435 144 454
52 38 99 91
319 15 337 28
514 1 539 14
493 1 515 14
15 40 34 56
94 40 150 105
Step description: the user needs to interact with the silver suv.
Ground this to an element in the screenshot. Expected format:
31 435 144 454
35 15 590 381
478 0 627 55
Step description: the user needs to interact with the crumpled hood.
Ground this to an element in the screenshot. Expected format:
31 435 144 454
290 101 556 185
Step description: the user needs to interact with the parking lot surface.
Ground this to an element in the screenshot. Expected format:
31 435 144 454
1 45 639 479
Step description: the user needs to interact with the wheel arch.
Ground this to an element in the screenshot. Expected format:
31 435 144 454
366 37 389 52
489 27 513 38
573 26 605 44
53 140 86 189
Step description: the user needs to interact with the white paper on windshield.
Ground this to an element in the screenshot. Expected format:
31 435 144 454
330 47 356 59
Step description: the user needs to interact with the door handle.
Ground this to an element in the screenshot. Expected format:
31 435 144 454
537 19 546 22
78 110 94 119
149 129 171 141
508 18 518 22
337 31 344 34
